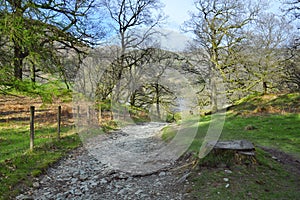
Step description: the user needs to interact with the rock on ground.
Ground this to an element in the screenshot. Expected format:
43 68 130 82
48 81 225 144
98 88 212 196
17 122 194 200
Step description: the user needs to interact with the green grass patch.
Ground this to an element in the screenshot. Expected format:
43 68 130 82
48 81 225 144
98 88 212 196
0 125 77 162
161 100 299 199
219 113 300 155
190 148 300 199
4 80 72 103
161 125 178 142
0 124 81 199
167 113 300 156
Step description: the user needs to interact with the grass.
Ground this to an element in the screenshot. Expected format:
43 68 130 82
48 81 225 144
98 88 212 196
0 123 77 161
170 113 300 199
0 123 81 200
232 92 300 114
185 113 300 155
161 93 300 199
190 149 300 200
5 80 72 103
162 93 300 155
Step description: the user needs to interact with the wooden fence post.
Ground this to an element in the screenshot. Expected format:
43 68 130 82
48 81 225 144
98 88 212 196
98 104 101 125
30 106 35 151
57 106 61 139
87 106 90 125
77 105 80 126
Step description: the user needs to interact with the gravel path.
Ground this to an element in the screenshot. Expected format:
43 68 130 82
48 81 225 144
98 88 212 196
17 122 194 200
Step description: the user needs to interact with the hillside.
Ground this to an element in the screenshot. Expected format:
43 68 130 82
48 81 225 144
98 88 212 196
0 95 73 126
229 93 300 115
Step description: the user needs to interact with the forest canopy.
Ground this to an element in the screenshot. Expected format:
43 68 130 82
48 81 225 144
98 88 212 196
0 0 299 110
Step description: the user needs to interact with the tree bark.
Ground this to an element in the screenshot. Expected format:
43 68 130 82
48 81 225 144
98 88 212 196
31 61 36 83
210 73 218 113
155 82 161 119
263 81 267 94
13 45 24 80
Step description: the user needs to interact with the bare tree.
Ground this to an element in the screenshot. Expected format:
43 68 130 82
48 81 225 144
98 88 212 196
282 38 300 91
131 49 178 119
283 0 300 21
281 0 300 91
184 0 260 112
241 13 292 94
102 0 165 101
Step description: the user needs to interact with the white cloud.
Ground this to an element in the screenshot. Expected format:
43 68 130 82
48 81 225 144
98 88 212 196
159 29 191 51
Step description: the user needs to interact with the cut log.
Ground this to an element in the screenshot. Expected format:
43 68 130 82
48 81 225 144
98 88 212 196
204 140 257 165
206 140 255 151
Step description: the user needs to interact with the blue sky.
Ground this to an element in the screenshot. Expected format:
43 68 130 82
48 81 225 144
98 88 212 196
160 0 282 31
161 0 195 30
158 0 283 51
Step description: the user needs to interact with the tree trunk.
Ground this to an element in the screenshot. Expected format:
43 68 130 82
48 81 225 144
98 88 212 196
210 66 218 113
13 45 23 80
31 61 36 83
263 81 267 94
113 32 126 102
211 77 218 113
130 92 136 107
12 2 25 80
155 82 161 119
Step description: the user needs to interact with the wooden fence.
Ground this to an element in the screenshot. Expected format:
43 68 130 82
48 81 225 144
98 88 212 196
29 105 62 151
27 104 131 151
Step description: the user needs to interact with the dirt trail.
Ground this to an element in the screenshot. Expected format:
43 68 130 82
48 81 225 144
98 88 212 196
17 123 193 200
260 146 300 177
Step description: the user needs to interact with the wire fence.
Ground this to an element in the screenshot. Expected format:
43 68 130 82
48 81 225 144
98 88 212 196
0 103 74 153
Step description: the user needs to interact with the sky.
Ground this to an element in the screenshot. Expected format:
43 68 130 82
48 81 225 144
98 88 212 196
161 0 195 31
158 0 196 51
158 0 283 51
160 0 282 31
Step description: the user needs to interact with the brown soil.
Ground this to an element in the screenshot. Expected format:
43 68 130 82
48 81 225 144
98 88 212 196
260 146 300 177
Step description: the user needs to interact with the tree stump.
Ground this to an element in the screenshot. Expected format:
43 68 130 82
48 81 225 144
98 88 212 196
206 140 256 165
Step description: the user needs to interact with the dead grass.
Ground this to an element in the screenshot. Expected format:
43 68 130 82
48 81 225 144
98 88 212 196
0 95 74 126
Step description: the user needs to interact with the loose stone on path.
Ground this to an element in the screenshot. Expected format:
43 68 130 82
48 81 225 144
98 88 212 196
17 122 192 200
